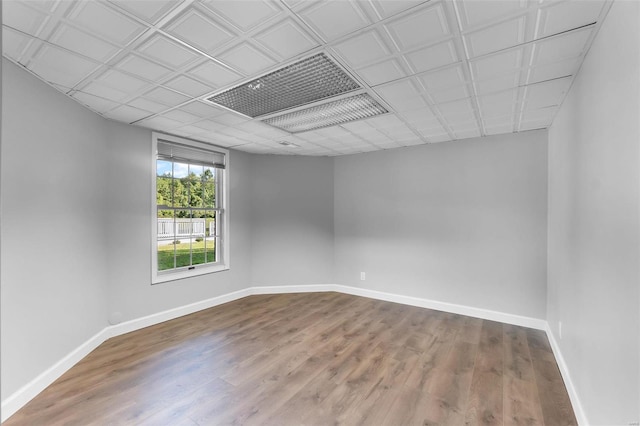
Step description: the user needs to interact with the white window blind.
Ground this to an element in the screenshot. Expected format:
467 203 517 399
157 140 226 169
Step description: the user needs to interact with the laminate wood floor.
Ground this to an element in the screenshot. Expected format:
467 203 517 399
5 292 577 425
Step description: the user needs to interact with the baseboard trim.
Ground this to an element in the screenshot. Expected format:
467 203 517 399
107 287 252 337
545 324 588 425
1 283 552 422
0 327 111 423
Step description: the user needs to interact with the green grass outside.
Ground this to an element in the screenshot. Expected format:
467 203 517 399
158 240 216 270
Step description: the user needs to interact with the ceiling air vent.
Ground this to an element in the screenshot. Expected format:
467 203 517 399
207 53 361 118
207 52 389 133
263 93 388 133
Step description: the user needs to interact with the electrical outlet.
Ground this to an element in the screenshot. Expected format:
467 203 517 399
360 272 365 281
559 321 562 339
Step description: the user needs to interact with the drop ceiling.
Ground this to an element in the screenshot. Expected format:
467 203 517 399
2 0 611 156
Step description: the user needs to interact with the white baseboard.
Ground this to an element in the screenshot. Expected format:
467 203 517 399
107 287 252 337
1 283 553 422
1 327 111 423
1 288 252 423
545 324 588 425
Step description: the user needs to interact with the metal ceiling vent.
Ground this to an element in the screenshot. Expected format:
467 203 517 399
206 53 387 133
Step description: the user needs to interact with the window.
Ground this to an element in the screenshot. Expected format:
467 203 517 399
151 133 229 283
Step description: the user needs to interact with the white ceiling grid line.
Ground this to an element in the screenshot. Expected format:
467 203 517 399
2 0 613 156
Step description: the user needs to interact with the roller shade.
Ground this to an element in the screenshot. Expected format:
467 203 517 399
157 140 226 169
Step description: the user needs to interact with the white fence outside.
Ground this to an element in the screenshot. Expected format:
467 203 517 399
157 218 214 239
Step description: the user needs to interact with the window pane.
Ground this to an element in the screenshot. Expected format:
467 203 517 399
173 177 189 208
156 176 172 207
174 240 192 268
173 162 188 178
189 165 203 208
157 160 172 177
192 237 206 266
157 209 175 271
205 211 216 263
205 237 216 263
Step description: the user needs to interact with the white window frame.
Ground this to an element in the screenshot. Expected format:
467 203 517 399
151 132 229 284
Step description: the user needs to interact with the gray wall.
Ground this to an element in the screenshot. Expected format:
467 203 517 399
105 123 253 323
1 59 110 397
547 1 640 424
334 131 549 319
249 155 334 286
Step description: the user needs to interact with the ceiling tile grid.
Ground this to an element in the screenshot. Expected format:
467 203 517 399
2 0 612 155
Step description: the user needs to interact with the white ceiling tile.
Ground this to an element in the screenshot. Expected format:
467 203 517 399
375 79 422 101
29 45 99 88
138 115 183 130
386 96 430 112
437 98 475 121
333 29 390 68
115 55 173 81
363 114 406 129
161 110 201 124
481 101 516 119
2 1 49 35
213 113 248 126
2 27 33 61
522 106 556 123
128 97 171 114
519 121 550 131
108 0 180 24
201 0 281 32
104 105 152 123
471 47 524 80
370 1 427 20
138 34 201 69
49 25 119 62
454 128 481 139
475 71 520 95
524 77 571 109
357 59 406 86
165 7 235 54
485 123 514 135
143 86 191 106
72 91 120 113
428 133 453 143
81 82 130 102
163 75 213 97
418 65 466 92
459 0 527 29
217 43 277 76
384 3 449 50
298 1 371 42
192 119 227 132
465 16 526 57
67 1 145 45
528 57 579 83
187 60 243 88
253 19 319 60
533 28 592 65
404 40 457 73
430 86 470 104
180 101 227 118
480 89 518 107
538 0 604 37
401 107 437 123
96 69 151 93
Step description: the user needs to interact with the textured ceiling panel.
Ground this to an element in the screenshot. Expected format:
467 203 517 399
1 0 612 156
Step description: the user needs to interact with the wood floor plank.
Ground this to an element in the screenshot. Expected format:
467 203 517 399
4 293 578 426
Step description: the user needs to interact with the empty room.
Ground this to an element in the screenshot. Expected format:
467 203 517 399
1 0 638 425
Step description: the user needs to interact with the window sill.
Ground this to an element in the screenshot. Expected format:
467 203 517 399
152 264 229 284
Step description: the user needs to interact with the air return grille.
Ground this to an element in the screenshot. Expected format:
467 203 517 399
206 53 360 118
263 93 388 133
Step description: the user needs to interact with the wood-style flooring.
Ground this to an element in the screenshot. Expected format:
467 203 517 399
4 292 577 425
